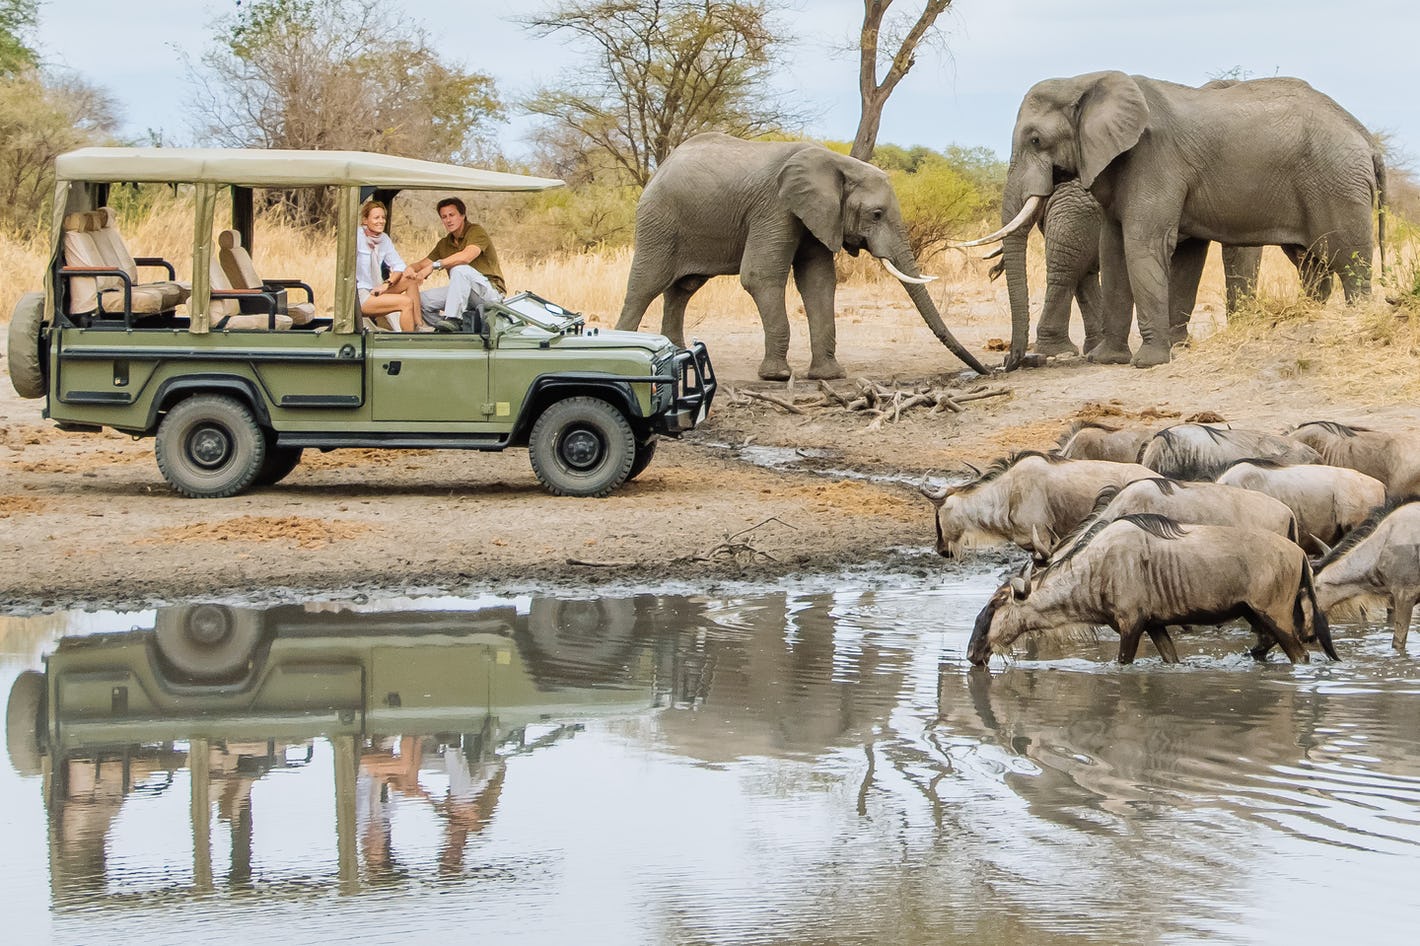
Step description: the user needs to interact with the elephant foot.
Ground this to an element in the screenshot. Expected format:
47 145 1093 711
805 357 846 381
1033 337 1079 357
757 356 792 381
1169 326 1191 347
1087 343 1133 365
1131 343 1171 368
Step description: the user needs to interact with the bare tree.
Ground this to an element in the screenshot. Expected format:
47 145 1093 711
521 1 797 186
851 0 953 161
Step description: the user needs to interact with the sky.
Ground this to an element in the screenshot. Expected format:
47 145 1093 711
31 0 1420 166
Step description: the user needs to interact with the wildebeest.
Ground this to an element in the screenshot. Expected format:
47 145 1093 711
966 514 1335 667
1048 478 1300 564
922 451 1152 560
1055 421 1156 464
1314 498 1420 649
1139 424 1320 480
1286 420 1420 499
1215 458 1386 554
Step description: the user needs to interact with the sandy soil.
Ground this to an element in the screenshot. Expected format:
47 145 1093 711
3 281 1417 613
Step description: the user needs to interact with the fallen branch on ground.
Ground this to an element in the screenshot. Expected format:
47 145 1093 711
729 379 1009 427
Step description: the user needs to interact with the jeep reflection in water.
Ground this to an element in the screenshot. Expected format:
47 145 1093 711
7 148 715 498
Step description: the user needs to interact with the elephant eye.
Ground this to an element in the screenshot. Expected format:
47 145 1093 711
1030 135 1041 147
871 208 884 221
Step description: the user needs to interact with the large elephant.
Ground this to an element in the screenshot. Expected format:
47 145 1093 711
986 180 1288 359
615 133 987 380
977 73 1383 367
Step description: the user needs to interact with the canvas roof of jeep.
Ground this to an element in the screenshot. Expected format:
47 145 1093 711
54 147 565 191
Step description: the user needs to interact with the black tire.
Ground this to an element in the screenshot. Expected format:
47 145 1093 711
6 670 45 777
7 291 46 399
254 443 303 487
528 396 635 497
525 598 638 677
154 604 265 682
626 435 658 483
155 394 267 498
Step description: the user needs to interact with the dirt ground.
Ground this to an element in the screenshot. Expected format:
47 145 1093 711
3 281 1417 613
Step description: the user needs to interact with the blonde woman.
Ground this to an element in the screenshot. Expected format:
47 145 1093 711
357 201 424 331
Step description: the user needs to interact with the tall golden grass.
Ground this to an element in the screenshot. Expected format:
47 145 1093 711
5 195 1417 405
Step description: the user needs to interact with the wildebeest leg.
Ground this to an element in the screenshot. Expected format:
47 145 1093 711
1255 610 1309 664
1246 613 1277 662
1116 620 1147 664
1392 592 1417 650
1146 625 1180 663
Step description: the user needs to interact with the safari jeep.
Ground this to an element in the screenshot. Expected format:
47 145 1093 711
7 148 715 498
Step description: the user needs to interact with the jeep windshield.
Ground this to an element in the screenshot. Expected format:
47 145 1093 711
494 292 585 331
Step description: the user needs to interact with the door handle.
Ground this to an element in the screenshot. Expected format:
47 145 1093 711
382 360 402 376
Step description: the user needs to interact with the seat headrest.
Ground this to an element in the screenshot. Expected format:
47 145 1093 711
97 207 117 228
218 229 242 250
62 212 94 232
85 210 107 231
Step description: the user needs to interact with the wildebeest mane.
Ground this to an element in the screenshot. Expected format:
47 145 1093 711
1037 516 1114 579
1116 513 1191 540
1292 420 1371 438
961 450 1070 491
1315 496 1420 571
1218 456 1292 474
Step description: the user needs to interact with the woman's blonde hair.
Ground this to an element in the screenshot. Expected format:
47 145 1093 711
360 199 389 222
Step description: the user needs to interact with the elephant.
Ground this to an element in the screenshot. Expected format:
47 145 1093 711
985 181 1292 358
614 132 988 380
974 73 1383 368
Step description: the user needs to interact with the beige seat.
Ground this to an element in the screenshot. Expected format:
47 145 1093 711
88 208 189 308
60 212 172 318
217 230 315 325
209 256 292 331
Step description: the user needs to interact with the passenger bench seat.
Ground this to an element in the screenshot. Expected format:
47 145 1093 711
89 208 190 308
217 229 315 326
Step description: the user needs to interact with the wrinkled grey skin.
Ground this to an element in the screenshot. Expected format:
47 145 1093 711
999 72 1382 368
615 133 987 380
993 182 1284 359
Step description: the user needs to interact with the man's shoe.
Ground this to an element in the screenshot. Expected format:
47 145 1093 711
433 317 462 333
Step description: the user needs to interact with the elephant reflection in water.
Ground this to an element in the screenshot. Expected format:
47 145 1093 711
359 732 507 878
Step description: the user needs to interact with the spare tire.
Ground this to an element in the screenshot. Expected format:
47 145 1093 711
6 670 45 777
154 604 266 682
7 291 46 399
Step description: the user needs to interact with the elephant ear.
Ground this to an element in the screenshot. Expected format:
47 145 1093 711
779 148 845 252
1075 71 1149 189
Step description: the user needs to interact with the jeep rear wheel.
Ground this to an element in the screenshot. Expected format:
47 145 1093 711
155 395 267 498
155 604 265 682
7 291 46 399
529 396 635 497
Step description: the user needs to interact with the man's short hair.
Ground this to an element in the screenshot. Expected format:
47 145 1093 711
436 197 467 217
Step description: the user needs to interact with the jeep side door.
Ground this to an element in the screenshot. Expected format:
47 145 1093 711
365 334 496 427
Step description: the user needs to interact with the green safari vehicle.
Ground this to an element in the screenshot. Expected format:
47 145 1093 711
7 147 716 498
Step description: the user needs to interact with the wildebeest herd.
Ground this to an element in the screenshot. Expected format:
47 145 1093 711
921 420 1420 667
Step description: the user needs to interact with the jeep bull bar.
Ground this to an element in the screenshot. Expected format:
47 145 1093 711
655 341 717 435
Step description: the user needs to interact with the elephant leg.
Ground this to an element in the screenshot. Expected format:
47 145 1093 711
1392 592 1416 650
1088 217 1134 364
791 241 844 380
615 249 677 334
659 275 708 349
741 235 796 381
1035 274 1080 356
1075 267 1104 355
1283 246 1333 303
1222 245 1263 315
1167 238 1208 347
1147 625 1180 663
1121 222 1177 367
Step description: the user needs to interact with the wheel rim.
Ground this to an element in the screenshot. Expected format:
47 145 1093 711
187 424 234 469
186 604 233 646
558 426 605 471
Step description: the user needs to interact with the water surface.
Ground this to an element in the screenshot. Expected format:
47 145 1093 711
2 584 1417 944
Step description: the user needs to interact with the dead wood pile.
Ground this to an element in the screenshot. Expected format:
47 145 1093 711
724 379 1010 430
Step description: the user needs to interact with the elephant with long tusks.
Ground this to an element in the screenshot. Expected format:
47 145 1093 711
1314 498 1420 649
920 451 1152 561
967 514 1337 667
1286 420 1420 500
1216 458 1387 555
1138 423 1320 481
961 72 1383 369
615 133 988 381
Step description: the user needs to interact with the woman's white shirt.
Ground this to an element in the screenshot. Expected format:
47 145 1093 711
357 229 407 291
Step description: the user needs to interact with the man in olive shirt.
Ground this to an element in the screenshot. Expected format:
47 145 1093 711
409 197 506 328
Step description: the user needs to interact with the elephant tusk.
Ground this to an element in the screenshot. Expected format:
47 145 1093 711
881 258 937 284
951 195 1044 248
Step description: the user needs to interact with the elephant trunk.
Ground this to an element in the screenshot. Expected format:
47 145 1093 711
999 174 1035 370
886 247 988 376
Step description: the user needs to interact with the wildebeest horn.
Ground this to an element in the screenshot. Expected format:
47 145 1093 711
1311 535 1332 557
919 478 950 504
950 195 1044 248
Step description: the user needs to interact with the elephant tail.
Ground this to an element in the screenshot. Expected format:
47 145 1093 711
1374 146 1387 279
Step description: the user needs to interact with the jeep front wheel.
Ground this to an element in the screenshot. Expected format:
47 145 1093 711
627 435 658 482
529 396 635 497
155 394 267 498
